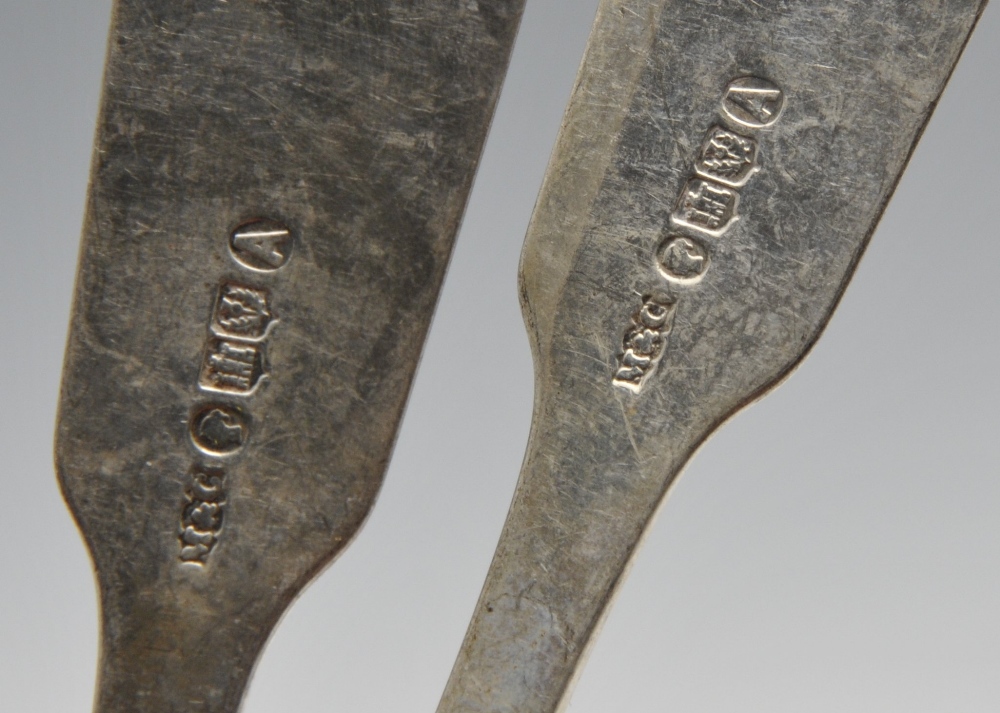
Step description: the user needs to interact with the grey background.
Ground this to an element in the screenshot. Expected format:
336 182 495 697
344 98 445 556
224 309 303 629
2 1 998 711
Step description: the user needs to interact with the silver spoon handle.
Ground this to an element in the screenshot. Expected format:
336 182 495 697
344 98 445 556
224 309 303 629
56 2 526 710
438 0 988 710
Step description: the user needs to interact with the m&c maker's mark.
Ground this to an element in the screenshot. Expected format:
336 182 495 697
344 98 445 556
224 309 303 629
613 77 784 393
180 218 293 564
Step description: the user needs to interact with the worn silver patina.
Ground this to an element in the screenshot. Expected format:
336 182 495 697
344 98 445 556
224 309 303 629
55 2 525 710
437 1 989 711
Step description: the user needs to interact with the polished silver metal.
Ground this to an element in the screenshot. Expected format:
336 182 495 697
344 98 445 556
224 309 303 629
437 1 990 711
55 2 525 711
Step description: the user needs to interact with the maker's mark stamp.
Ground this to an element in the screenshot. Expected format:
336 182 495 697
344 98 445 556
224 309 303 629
722 77 784 128
230 218 294 272
179 468 226 564
613 296 676 393
190 405 248 456
613 76 785 395
211 283 275 342
181 217 295 563
695 126 759 187
199 338 266 395
656 236 709 284
672 178 740 235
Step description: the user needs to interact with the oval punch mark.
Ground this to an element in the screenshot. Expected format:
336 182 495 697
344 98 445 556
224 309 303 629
229 218 294 272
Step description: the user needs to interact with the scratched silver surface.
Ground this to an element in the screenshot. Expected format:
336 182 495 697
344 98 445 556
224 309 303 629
437 1 990 712
54 2 524 711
